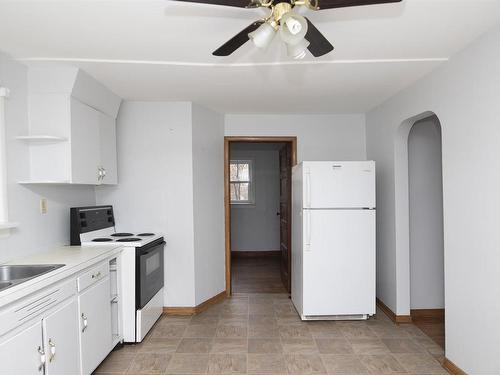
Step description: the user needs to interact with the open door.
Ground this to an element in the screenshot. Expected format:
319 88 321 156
279 143 292 293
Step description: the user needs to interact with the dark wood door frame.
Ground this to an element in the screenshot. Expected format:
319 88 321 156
224 136 297 296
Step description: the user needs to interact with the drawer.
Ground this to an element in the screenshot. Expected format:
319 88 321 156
77 262 109 292
0 279 76 337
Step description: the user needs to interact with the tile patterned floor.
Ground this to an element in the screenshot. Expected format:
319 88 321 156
93 294 448 375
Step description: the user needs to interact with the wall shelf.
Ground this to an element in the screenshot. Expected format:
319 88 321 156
15 135 68 143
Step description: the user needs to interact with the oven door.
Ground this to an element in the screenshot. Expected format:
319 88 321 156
136 239 165 309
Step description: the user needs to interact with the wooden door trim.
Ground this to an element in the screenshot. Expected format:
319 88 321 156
224 136 298 296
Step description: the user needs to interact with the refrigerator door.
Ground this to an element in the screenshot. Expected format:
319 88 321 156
302 209 376 317
303 161 375 209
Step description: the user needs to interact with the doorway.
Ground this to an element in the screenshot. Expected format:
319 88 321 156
224 137 297 295
407 115 445 348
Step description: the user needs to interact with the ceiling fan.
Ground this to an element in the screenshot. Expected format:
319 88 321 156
172 0 402 59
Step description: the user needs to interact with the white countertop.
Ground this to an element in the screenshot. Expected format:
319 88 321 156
0 245 123 307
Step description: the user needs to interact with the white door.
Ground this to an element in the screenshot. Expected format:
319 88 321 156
0 320 44 374
303 161 375 209
302 209 376 316
98 112 118 185
70 98 101 184
78 277 112 375
44 298 80 375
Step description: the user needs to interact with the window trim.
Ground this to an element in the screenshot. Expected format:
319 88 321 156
229 159 255 205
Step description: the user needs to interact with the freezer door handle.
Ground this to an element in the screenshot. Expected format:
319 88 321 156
305 168 311 208
305 210 311 252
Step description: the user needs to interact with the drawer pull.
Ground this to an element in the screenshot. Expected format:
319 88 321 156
91 271 102 279
37 346 46 371
81 313 88 332
48 339 56 362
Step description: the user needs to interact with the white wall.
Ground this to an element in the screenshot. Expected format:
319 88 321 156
408 116 444 310
0 52 96 264
192 104 225 305
230 145 280 252
225 114 366 161
366 24 500 375
96 101 197 307
96 101 225 307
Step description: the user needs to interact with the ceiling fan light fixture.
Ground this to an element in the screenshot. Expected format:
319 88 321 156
248 22 277 50
279 12 308 45
286 38 310 59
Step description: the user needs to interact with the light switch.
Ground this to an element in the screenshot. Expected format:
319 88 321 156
40 198 48 214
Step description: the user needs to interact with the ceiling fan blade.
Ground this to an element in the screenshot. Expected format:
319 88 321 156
213 21 264 56
304 18 334 57
171 0 254 8
317 0 402 9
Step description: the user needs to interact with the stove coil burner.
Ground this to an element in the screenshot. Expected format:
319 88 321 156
137 233 155 237
92 238 113 242
111 233 134 237
116 238 141 242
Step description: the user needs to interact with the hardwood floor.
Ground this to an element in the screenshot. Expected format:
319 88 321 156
413 320 445 349
231 254 287 294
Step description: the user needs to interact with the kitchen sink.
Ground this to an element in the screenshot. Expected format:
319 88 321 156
0 264 65 292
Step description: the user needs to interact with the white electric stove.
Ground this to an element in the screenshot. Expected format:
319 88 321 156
70 206 165 343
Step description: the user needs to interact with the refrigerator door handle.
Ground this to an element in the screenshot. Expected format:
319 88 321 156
305 168 311 208
305 210 311 252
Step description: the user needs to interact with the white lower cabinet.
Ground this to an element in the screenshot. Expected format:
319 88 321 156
0 320 44 374
78 277 112 375
43 299 80 375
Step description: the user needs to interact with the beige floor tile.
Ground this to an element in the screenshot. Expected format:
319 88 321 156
176 338 213 353
321 354 369 374
249 315 277 325
284 354 327 374
248 324 281 338
315 339 354 354
151 324 187 338
281 338 319 354
358 354 407 374
394 353 448 374
218 315 248 325
247 354 287 374
248 338 283 353
340 325 378 339
369 323 412 339
349 339 391 355
211 338 248 353
127 353 171 374
279 324 312 339
307 322 344 339
184 323 218 338
93 351 135 373
381 339 425 354
166 354 209 374
207 354 247 374
139 338 180 353
216 324 248 338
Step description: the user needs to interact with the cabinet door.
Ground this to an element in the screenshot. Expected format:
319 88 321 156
0 320 44 375
44 298 80 375
78 277 112 375
70 98 101 184
99 112 118 185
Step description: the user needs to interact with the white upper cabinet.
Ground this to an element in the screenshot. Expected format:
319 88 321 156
18 67 121 185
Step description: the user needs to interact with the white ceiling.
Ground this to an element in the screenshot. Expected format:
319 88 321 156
0 0 499 113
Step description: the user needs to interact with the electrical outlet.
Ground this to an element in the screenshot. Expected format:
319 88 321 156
40 198 48 214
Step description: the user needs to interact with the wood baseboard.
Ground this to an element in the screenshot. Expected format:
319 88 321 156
376 298 412 324
443 358 467 375
411 308 445 323
163 291 226 316
231 250 280 258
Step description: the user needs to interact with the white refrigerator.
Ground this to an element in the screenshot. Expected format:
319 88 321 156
291 161 376 320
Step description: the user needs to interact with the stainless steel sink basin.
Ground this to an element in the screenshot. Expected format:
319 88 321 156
0 264 64 292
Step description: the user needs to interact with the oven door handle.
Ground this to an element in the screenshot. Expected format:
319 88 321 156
140 241 166 256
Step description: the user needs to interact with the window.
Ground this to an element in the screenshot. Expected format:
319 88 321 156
230 160 254 204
